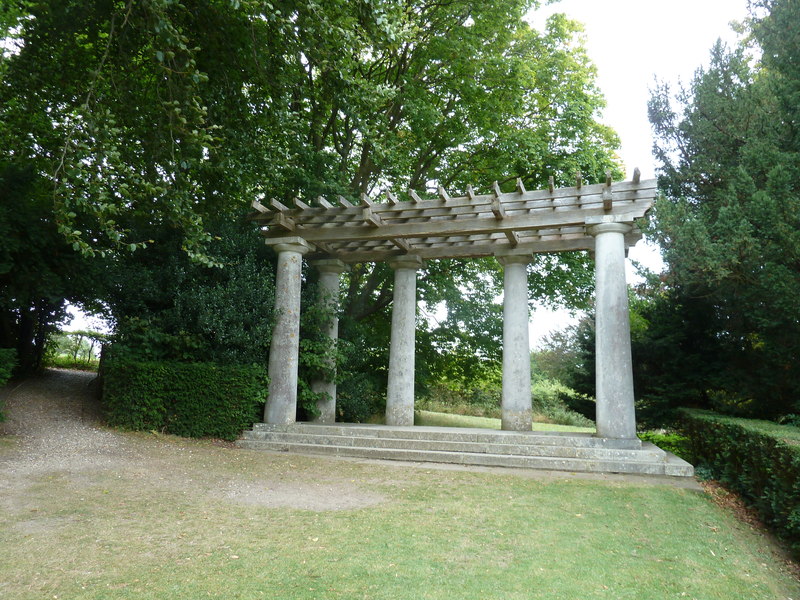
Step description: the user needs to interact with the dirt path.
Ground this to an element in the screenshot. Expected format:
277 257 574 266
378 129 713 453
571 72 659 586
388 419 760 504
0 370 390 512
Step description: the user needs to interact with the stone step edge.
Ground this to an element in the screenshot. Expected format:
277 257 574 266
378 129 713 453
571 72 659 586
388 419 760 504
240 431 666 461
247 423 642 449
236 440 694 477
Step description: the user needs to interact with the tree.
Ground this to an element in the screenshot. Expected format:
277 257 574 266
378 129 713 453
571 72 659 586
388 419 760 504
1 0 622 392
647 0 800 418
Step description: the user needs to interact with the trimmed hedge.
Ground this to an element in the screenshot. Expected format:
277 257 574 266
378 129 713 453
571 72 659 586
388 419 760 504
679 408 800 556
0 348 17 422
102 360 267 441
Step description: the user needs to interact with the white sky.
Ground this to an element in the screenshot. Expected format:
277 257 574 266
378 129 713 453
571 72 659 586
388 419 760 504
528 0 750 345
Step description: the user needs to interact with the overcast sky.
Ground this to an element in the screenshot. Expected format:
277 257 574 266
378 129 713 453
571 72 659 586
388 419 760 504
527 0 750 180
528 0 751 343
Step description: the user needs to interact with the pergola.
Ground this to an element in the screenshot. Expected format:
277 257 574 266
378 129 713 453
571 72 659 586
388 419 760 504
251 171 657 441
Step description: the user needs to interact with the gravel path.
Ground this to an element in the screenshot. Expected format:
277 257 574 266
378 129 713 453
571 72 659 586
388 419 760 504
0 369 143 476
0 369 387 511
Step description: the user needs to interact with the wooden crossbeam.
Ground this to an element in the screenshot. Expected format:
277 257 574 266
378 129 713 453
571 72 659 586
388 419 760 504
387 191 399 205
252 199 269 213
317 196 333 209
603 171 613 211
274 212 295 231
391 238 411 251
516 178 526 194
338 195 353 207
438 184 450 202
409 189 422 203
363 206 383 227
294 198 310 210
270 199 290 212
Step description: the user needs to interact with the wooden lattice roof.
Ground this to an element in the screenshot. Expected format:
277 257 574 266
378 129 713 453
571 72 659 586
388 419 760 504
250 172 657 263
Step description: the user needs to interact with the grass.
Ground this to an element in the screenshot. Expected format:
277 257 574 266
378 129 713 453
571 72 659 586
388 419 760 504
1 431 798 599
415 409 596 433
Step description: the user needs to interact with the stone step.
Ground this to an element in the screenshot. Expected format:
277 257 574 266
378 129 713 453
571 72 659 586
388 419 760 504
248 422 643 449
240 430 666 462
236 439 694 477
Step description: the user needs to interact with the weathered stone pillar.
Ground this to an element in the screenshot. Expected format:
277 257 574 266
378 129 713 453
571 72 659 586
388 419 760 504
264 238 312 424
499 255 533 431
385 256 424 426
310 259 348 424
589 222 637 440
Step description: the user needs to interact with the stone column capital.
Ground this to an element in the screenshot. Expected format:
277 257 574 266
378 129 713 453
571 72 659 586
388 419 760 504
264 236 314 255
497 254 531 266
388 255 424 270
587 222 632 237
311 258 349 274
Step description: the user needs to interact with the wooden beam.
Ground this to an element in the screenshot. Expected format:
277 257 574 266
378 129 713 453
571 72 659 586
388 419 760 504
317 196 333 209
408 189 422 203
273 212 295 231
316 236 595 263
466 184 476 201
633 167 641 184
294 198 310 210
504 230 520 246
360 192 373 207
387 191 399 205
391 237 411 251
603 171 613 211
363 206 383 227
491 181 506 219
337 195 353 207
516 178 526 195
548 176 555 194
268 206 621 244
438 184 450 202
252 199 269 213
270 199 290 212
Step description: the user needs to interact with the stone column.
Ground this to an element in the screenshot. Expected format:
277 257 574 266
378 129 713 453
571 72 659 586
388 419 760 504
310 259 348 424
499 255 533 431
589 222 637 440
385 255 424 426
264 238 312 424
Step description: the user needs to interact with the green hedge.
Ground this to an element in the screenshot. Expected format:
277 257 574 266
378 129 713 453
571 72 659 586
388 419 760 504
102 360 267 441
679 408 800 556
0 348 17 422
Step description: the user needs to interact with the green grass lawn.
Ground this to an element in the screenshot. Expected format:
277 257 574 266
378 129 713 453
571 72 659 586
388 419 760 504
1 431 798 599
415 409 596 433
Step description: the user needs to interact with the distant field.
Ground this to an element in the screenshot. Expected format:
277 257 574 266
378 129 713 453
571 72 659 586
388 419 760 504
415 409 596 433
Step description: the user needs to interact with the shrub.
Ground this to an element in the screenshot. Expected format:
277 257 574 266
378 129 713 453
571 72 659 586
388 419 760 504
531 378 594 428
679 408 800 557
0 348 17 422
637 430 692 462
102 359 267 441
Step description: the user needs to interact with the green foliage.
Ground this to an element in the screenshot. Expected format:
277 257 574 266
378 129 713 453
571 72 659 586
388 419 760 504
637 430 692 463
102 359 266 441
0 348 17 385
44 330 107 371
531 377 594 428
108 221 276 366
679 408 800 557
0 347 17 422
648 0 800 418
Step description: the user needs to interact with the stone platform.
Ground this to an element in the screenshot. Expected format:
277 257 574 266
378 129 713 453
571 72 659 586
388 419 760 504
237 422 694 477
